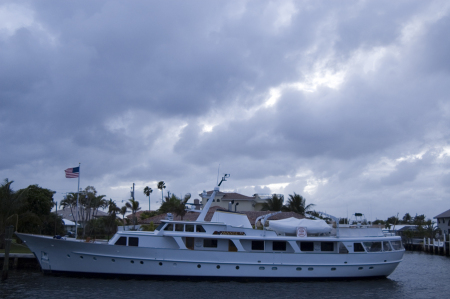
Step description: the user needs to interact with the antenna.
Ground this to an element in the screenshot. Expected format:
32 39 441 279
218 174 230 186
217 164 220 185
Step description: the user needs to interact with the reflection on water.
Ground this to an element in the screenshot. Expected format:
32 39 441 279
1 252 448 299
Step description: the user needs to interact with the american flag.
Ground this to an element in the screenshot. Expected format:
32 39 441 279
65 167 80 178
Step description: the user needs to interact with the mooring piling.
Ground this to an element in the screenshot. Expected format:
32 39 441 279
1 225 14 281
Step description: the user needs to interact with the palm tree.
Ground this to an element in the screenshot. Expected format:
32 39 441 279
157 181 166 203
0 179 24 248
126 198 141 230
284 193 315 215
261 194 284 211
119 206 128 230
143 186 153 211
60 192 77 218
402 213 412 224
158 194 189 220
106 199 120 239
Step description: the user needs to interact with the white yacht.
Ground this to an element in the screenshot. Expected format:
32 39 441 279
16 177 404 279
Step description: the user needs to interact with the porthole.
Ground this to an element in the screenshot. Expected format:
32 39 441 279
369 266 374 270
259 267 265 270
217 265 220 269
159 262 163 266
67 254 70 258
272 267 277 270
236 266 240 270
344 261 347 264
358 267 363 270
308 267 313 271
384 260 387 262
331 267 336 271
296 267 302 271
112 259 115 262
197 264 201 268
93 257 97 260
80 256 84 259
131 260 134 264
140 261 144 265
173 263 177 267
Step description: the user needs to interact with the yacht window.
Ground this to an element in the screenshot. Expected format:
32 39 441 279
115 237 127 246
129 237 139 247
186 237 194 250
175 224 184 232
155 223 165 231
273 241 286 251
363 242 382 252
338 243 349 254
185 224 194 232
203 239 218 248
321 242 334 252
196 225 206 233
300 242 314 252
354 243 365 252
390 241 404 250
383 241 392 251
164 224 174 231
252 241 265 251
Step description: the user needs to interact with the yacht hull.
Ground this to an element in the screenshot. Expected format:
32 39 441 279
17 233 403 279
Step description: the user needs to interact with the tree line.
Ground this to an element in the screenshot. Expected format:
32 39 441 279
0 179 63 248
260 193 315 215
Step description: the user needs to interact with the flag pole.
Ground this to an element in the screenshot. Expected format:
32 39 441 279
75 163 81 239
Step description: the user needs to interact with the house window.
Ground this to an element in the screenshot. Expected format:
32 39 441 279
115 237 127 246
252 241 264 250
300 242 314 251
129 237 139 247
203 239 218 248
273 241 286 251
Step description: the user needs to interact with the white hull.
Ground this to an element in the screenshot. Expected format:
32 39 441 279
17 233 403 279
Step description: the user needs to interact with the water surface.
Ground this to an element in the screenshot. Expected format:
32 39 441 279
1 252 448 299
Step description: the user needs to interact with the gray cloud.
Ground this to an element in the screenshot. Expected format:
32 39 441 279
1 0 449 220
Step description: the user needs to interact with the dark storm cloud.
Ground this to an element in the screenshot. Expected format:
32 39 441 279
1 0 449 219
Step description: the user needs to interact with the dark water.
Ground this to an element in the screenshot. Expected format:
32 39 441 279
1 252 448 299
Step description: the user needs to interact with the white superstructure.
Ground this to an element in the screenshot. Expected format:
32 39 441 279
16 178 404 279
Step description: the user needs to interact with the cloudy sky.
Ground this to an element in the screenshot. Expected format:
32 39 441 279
1 0 450 221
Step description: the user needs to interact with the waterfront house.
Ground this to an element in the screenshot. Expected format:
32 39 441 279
62 219 79 233
57 207 108 228
434 209 450 234
199 191 284 211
